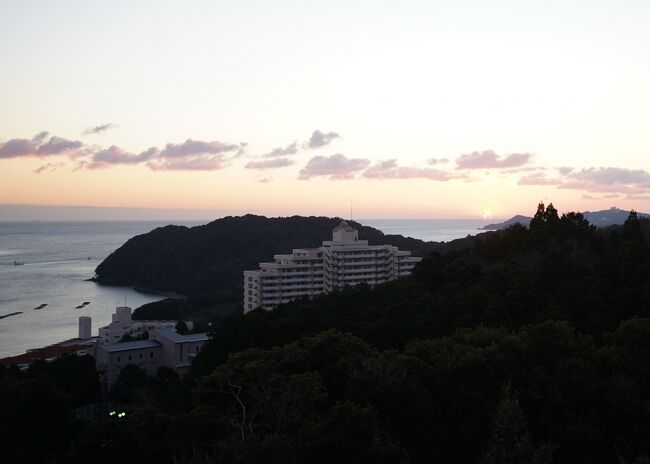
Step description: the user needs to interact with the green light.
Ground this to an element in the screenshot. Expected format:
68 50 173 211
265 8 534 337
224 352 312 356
109 411 116 416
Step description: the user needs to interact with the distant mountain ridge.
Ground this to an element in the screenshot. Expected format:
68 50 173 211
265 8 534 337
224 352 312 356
481 207 650 230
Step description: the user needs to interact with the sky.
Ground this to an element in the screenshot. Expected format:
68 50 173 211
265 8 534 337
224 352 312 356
1 0 650 220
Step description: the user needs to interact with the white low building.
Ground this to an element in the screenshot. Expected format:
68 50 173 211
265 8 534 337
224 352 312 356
243 221 422 311
1 307 209 386
97 306 191 345
96 327 209 386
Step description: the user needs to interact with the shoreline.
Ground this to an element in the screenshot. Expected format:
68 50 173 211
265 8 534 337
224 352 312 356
86 277 186 299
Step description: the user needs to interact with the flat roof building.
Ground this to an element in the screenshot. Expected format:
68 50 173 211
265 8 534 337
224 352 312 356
243 221 422 312
96 327 210 386
97 306 195 345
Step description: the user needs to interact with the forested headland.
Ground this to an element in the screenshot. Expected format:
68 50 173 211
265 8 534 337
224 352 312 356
92 214 445 296
3 204 650 464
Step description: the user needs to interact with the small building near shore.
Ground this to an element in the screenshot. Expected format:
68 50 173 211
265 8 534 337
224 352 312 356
0 306 209 387
97 306 191 345
95 324 209 386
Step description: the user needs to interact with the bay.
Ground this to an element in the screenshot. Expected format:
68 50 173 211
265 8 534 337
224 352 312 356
0 221 205 358
362 218 498 243
0 218 496 358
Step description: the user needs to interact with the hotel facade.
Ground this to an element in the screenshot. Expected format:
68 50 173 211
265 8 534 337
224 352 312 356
243 221 422 312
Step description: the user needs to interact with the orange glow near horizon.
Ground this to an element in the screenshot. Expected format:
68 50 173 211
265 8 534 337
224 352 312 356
1 156 640 220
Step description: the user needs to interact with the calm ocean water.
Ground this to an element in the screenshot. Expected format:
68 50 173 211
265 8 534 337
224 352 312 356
0 221 205 358
362 218 497 243
0 218 496 358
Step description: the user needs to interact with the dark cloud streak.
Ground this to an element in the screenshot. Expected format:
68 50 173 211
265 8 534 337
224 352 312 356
246 158 295 169
306 130 340 149
262 142 299 158
83 123 116 135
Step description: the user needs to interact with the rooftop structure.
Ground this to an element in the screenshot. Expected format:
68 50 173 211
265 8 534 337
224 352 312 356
96 323 210 386
243 221 422 311
97 306 191 345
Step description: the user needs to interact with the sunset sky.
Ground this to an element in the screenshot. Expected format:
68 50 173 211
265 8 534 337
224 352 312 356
1 1 650 219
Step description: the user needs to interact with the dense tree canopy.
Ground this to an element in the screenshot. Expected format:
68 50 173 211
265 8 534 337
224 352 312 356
5 205 650 463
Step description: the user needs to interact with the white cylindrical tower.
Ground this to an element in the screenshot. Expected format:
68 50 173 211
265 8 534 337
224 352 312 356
116 306 132 324
79 316 92 339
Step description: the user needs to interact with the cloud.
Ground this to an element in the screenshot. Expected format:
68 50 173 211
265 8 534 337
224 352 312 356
83 145 156 169
557 166 574 176
580 193 621 200
568 167 650 187
37 136 83 155
0 138 37 158
78 138 246 171
625 194 650 201
298 154 369 180
2 131 247 172
427 158 449 165
158 139 243 158
0 133 84 159
456 150 533 170
258 177 272 183
262 130 339 158
362 159 456 181
32 131 49 143
246 158 295 169
145 139 246 171
83 123 116 135
148 156 228 171
262 142 299 158
33 162 65 174
306 130 340 149
498 166 541 174
517 174 562 186
555 167 650 195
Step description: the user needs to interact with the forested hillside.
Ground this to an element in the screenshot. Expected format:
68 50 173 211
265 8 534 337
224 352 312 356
4 204 650 464
93 214 443 295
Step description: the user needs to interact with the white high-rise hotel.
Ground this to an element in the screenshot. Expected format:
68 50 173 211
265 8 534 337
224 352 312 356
243 221 422 312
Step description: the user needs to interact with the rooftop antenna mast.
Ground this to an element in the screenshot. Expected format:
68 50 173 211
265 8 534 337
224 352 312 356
350 196 353 221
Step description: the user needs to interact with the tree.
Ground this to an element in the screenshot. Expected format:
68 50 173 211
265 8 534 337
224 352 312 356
481 385 555 464
110 364 150 403
308 402 408 464
623 210 645 244
175 320 189 334
530 203 547 231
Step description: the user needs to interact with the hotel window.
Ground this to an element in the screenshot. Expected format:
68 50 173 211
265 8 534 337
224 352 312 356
117 356 121 363
150 352 154 358
128 354 132 361
139 353 143 360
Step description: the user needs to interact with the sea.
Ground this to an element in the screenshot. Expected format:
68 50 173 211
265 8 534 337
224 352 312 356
0 218 497 358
